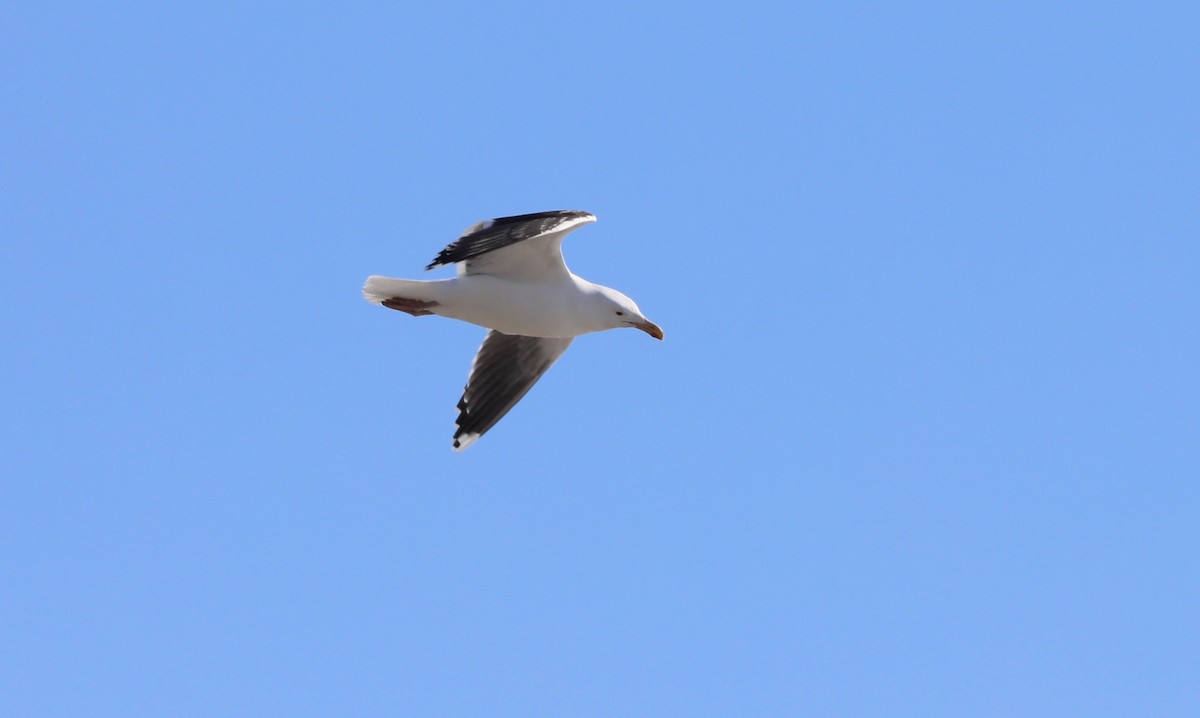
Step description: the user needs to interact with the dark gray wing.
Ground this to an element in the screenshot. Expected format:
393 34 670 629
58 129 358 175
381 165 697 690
426 210 595 270
452 331 573 451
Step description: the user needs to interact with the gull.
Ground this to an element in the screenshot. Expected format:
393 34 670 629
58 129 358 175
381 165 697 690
363 210 663 451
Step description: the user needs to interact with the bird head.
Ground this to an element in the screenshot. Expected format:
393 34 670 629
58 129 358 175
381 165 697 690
595 286 664 340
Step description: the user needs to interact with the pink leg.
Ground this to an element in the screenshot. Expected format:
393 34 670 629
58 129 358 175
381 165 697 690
381 297 439 317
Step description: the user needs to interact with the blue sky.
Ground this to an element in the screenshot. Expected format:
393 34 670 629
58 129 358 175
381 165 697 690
3 2 1198 715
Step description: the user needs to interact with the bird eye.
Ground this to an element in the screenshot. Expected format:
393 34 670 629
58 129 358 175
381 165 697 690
615 311 624 316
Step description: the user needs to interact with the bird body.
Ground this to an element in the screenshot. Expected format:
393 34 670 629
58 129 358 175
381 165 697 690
363 273 625 339
363 210 662 451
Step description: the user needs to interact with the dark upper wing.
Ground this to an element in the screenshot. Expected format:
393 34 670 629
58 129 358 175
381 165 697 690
452 331 573 451
426 210 595 270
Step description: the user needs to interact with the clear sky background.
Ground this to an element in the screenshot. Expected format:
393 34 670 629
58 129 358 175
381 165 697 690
3 2 1198 716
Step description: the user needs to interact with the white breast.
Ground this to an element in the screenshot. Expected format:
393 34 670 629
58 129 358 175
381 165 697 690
436 274 603 338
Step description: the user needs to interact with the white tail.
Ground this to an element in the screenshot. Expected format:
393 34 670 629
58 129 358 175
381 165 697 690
362 276 439 305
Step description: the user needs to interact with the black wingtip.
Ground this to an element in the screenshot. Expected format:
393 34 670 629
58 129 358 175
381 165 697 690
425 210 595 269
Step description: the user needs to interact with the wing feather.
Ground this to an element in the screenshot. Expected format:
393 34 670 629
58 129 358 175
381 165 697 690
425 210 595 274
452 331 574 451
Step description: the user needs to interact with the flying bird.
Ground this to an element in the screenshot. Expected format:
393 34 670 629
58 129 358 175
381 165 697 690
363 210 663 451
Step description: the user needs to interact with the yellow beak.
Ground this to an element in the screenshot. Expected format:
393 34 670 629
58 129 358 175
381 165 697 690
634 320 664 340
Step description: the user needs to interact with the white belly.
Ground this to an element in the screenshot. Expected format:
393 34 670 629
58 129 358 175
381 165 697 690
435 275 597 338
